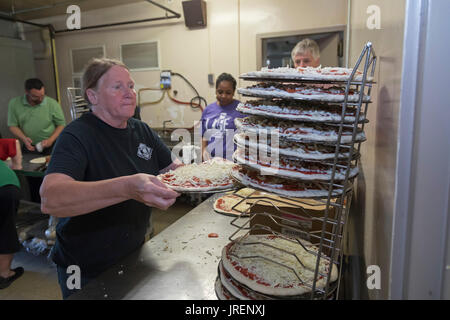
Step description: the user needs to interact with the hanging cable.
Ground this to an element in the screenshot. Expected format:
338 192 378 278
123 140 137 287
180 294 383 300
137 72 207 114
138 88 165 106
166 90 204 111
171 72 207 111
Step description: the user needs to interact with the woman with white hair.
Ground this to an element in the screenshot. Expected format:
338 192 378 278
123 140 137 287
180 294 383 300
291 38 321 68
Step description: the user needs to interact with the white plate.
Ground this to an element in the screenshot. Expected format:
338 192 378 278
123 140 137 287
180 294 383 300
30 157 46 164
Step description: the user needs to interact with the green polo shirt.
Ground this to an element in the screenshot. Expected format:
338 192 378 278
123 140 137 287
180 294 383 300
0 160 20 188
7 95 66 144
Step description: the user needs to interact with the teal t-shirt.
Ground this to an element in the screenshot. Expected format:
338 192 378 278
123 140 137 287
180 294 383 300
0 160 20 188
7 95 66 144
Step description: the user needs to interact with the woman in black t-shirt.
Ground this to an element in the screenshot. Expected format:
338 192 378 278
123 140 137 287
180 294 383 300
40 58 181 299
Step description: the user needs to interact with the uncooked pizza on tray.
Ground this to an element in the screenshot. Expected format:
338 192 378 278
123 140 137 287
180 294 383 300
237 99 366 123
216 234 338 299
213 188 255 216
234 132 357 160
233 146 359 181
231 166 343 198
235 116 366 144
158 158 236 192
240 66 374 82
238 82 371 103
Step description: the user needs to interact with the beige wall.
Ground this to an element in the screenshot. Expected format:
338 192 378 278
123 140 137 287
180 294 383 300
34 0 347 128
30 0 409 298
348 0 406 299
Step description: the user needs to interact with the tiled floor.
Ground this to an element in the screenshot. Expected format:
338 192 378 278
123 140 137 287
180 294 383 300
0 199 195 300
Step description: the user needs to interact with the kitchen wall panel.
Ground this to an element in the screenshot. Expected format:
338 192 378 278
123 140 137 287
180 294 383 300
32 0 347 128
348 0 406 299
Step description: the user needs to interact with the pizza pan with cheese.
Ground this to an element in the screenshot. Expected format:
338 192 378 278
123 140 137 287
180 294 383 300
218 260 266 300
241 66 373 82
231 166 343 198
234 132 356 160
221 234 338 296
238 82 370 103
235 117 366 144
237 100 366 123
233 147 359 181
158 158 236 192
214 276 236 300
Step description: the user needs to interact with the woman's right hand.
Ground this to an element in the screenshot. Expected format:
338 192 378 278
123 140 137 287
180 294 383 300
130 173 180 210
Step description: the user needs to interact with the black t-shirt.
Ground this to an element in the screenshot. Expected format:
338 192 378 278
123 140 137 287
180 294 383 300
46 113 172 276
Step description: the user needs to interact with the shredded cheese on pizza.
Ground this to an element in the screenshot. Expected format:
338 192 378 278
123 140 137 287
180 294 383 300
241 66 373 82
222 235 338 296
159 159 235 191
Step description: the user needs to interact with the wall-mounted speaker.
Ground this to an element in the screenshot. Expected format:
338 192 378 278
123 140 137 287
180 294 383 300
182 0 207 29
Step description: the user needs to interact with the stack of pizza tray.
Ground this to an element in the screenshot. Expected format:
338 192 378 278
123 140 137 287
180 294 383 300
215 60 375 300
231 65 373 199
214 234 339 300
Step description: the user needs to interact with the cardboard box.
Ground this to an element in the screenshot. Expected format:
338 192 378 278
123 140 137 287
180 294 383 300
247 195 340 256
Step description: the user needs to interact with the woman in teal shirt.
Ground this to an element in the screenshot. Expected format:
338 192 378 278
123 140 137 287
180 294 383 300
0 160 24 289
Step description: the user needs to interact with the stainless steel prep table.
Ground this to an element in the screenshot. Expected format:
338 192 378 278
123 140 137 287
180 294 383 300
69 193 247 300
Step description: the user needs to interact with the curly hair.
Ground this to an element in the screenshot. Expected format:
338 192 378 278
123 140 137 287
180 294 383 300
215 73 237 91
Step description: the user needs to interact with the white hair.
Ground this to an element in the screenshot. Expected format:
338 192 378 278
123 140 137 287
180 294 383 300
291 38 320 61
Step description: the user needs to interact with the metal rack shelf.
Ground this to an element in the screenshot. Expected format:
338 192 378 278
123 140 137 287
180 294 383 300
239 76 376 86
67 87 89 121
224 42 377 300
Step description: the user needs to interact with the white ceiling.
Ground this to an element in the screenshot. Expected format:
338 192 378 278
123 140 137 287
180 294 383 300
0 0 146 20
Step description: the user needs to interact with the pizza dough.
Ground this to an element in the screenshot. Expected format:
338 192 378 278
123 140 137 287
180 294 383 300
213 194 252 216
213 187 256 216
231 166 343 198
215 276 237 300
233 147 359 181
237 100 366 123
218 260 268 300
158 158 236 192
238 83 370 103
235 117 366 144
29 157 47 164
234 132 353 160
241 66 373 82
221 234 338 296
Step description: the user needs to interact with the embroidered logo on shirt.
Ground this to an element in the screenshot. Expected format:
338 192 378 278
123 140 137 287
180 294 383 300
137 143 153 160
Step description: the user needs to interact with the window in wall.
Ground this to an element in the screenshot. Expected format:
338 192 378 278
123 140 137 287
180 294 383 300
120 41 160 71
70 46 105 75
261 31 344 68
72 76 82 96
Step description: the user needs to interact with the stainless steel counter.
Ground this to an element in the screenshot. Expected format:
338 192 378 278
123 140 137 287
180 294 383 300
14 153 47 177
70 193 247 300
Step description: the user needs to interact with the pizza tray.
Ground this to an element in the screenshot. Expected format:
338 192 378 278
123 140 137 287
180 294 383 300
233 134 361 162
213 193 251 218
236 106 369 124
231 166 350 200
175 185 239 194
240 75 375 85
238 88 372 104
216 259 338 300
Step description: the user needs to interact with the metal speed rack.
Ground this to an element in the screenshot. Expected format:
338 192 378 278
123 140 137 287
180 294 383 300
227 42 377 300
67 87 90 121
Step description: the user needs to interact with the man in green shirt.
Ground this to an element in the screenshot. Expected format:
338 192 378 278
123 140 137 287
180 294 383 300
7 78 66 154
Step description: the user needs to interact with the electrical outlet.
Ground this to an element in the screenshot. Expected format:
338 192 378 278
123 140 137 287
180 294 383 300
208 73 214 86
160 70 172 89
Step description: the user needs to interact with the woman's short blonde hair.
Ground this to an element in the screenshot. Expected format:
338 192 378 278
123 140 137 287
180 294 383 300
82 58 128 104
291 38 320 61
